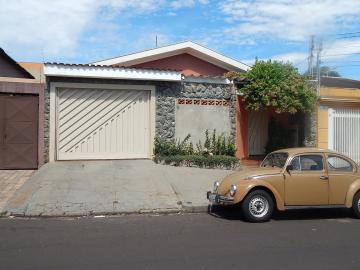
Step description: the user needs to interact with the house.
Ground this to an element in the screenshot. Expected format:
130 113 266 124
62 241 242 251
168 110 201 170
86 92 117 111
0 48 45 169
43 41 251 162
317 76 360 163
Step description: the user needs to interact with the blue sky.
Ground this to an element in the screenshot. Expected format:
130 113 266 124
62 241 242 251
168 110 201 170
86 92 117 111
1 0 360 79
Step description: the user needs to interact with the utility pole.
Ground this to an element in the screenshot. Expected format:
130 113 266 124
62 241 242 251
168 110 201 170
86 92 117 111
315 38 323 96
308 35 315 80
155 35 158 48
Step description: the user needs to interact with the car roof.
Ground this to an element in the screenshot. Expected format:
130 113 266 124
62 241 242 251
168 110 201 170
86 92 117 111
272 147 338 155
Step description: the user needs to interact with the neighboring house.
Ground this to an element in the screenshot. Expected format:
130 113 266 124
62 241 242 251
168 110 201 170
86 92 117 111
0 48 45 169
44 41 250 162
317 76 360 163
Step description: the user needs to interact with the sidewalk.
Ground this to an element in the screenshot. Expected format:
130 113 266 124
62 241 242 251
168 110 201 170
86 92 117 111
0 170 34 214
4 160 231 217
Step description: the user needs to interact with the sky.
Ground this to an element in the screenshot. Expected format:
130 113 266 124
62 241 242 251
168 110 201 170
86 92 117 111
1 0 360 79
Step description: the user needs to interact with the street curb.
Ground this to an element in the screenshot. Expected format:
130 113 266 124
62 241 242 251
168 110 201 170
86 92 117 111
3 206 210 218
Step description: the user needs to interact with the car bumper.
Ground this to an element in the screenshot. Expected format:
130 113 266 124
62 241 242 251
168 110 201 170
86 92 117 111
207 191 235 205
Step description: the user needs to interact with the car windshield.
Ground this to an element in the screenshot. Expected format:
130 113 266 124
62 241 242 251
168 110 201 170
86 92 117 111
261 152 289 168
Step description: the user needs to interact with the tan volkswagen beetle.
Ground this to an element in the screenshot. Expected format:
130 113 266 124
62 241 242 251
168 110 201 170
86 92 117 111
207 148 360 222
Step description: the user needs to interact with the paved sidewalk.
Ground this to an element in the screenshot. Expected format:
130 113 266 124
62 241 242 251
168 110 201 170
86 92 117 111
4 160 231 217
0 170 34 214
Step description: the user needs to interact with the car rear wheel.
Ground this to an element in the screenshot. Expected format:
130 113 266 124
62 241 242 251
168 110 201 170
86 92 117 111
352 192 360 218
241 190 274 222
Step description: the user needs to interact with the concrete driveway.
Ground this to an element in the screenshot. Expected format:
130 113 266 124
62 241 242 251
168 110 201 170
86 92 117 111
4 160 231 217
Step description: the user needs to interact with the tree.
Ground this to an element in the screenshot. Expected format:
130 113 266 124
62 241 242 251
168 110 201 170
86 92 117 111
227 60 317 114
304 66 341 77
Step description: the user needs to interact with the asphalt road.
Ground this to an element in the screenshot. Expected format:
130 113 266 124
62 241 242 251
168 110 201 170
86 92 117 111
0 208 359 270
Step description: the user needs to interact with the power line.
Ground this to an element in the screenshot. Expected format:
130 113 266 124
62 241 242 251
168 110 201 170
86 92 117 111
323 52 360 57
336 35 360 39
335 31 360 36
322 59 360 63
326 64 360 68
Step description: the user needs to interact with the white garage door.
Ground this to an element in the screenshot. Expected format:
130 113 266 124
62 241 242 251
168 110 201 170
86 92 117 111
56 87 150 160
328 107 360 164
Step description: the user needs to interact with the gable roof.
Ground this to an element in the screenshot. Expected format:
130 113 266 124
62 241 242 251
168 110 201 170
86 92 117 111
91 41 250 72
0 48 34 79
321 76 360 89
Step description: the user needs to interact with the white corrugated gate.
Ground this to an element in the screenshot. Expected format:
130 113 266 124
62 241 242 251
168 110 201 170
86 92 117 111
328 107 360 164
56 87 150 160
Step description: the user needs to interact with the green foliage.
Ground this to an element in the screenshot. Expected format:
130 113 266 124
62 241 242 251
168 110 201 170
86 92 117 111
227 60 317 114
154 134 192 156
154 130 236 157
153 155 239 169
154 130 238 168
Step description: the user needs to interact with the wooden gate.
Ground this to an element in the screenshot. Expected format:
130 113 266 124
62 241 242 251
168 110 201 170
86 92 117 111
328 107 360 164
0 95 38 169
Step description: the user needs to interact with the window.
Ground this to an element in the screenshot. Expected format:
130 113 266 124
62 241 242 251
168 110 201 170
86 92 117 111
327 156 353 172
290 154 324 171
300 155 324 171
261 152 289 168
290 156 301 171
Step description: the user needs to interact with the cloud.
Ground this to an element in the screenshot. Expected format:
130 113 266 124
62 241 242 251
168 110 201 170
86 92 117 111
170 0 208 9
322 38 360 61
219 0 360 43
241 52 307 67
0 0 164 60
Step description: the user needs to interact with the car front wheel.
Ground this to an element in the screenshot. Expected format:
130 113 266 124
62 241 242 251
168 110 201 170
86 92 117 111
241 190 274 222
352 192 360 218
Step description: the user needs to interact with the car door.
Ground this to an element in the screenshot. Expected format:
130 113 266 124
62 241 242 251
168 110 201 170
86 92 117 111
327 154 358 205
285 153 329 205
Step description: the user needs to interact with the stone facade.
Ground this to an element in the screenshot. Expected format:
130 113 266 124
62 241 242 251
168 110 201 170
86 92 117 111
44 77 236 162
303 111 317 147
156 81 235 141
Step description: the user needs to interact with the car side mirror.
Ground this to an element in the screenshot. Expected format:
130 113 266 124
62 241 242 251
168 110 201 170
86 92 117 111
286 165 293 174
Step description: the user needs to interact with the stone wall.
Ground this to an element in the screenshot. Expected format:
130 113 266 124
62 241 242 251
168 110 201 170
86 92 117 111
44 77 236 162
156 81 235 141
303 112 317 147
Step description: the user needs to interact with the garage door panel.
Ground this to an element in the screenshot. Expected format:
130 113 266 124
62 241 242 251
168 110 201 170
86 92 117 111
329 107 360 164
57 88 150 160
59 89 135 134
59 91 143 151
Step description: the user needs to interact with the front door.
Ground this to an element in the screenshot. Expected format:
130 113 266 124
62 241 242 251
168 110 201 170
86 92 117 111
285 154 328 205
248 111 268 155
0 95 38 169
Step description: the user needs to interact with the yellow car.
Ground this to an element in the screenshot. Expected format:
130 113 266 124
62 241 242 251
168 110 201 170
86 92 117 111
207 148 360 222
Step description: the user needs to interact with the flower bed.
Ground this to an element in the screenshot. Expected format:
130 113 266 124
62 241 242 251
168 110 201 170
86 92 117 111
153 130 240 170
154 155 240 170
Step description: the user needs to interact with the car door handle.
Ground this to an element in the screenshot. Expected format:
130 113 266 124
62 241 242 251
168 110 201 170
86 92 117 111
320 176 329 180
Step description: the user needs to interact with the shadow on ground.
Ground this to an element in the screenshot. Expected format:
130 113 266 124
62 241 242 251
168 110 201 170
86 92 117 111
209 204 354 221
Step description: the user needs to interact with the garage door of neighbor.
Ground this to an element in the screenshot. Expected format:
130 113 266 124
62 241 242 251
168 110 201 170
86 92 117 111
328 107 360 164
0 95 38 169
57 88 151 160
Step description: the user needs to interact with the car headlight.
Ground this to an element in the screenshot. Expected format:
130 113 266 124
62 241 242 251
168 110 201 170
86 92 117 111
213 181 220 192
230 185 237 197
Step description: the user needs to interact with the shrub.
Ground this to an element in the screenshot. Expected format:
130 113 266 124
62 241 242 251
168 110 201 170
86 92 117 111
154 130 238 169
154 155 240 170
154 129 236 157
226 60 317 114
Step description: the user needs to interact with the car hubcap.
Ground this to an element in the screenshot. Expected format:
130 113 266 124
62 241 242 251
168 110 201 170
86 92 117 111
358 198 360 212
249 196 269 218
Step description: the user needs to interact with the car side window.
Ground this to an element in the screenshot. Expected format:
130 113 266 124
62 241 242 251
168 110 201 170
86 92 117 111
327 156 353 172
290 156 301 171
300 155 324 171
